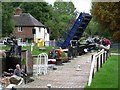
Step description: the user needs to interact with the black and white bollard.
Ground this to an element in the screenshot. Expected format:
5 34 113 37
47 84 52 90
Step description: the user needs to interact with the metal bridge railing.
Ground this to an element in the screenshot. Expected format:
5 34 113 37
36 53 48 75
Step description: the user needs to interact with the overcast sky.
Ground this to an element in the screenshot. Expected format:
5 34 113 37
45 0 92 13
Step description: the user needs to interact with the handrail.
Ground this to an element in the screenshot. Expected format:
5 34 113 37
88 49 108 86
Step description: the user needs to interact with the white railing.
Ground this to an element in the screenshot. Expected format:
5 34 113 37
36 53 48 75
88 49 108 86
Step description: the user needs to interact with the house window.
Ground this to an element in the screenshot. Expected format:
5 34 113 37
18 27 23 32
39 28 41 33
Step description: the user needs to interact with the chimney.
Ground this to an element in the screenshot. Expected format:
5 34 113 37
15 7 22 15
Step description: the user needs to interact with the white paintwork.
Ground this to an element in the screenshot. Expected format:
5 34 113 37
36 53 48 75
34 27 49 43
88 49 105 86
61 49 69 52
100 44 110 50
48 59 56 62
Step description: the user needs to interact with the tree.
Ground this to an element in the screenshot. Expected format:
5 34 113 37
2 2 76 40
91 2 120 42
12 2 59 39
2 2 14 37
14 2 53 24
54 1 75 15
85 18 100 37
52 1 76 39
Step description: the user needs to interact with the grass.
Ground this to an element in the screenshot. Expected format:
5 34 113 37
0 45 59 56
0 45 10 50
23 46 59 56
86 55 119 88
1 45 119 53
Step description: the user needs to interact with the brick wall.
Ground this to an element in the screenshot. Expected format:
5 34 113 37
14 27 34 39
21 50 33 76
0 51 6 76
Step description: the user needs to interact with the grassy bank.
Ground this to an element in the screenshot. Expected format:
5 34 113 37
86 55 119 88
22 46 58 56
0 45 59 56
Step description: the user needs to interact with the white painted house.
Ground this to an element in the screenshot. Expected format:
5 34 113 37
13 7 50 46
33 27 49 46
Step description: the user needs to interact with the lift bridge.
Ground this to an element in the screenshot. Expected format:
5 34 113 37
57 12 92 49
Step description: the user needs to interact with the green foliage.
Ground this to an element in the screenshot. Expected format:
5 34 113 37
11 2 52 24
54 1 75 15
61 51 67 58
2 2 76 39
85 18 100 37
51 1 75 39
21 2 52 24
22 46 58 56
1 45 59 56
91 2 120 42
86 55 119 88
0 45 9 51
2 2 15 37
21 58 26 65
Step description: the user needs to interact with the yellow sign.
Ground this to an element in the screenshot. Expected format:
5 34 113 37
36 39 44 47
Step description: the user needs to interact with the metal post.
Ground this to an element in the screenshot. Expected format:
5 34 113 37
103 52 105 63
105 51 106 62
31 43 34 53
100 54 102 68
102 52 104 64
106 51 108 61
91 55 93 62
96 57 99 72
92 68 94 78
98 55 100 69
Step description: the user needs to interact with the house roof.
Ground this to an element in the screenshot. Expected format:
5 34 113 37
13 13 45 27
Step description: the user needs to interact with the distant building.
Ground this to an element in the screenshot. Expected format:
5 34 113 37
13 7 49 45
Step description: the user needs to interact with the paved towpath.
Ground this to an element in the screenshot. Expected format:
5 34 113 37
17 53 95 89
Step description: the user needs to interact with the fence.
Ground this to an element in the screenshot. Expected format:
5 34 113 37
88 49 109 86
18 40 57 47
111 43 120 49
45 40 56 47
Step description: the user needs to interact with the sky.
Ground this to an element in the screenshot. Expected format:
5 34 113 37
45 0 92 14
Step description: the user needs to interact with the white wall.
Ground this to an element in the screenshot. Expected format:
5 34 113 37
44 28 49 41
34 27 49 43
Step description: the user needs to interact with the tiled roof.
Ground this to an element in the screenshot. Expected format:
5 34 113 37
13 13 45 27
